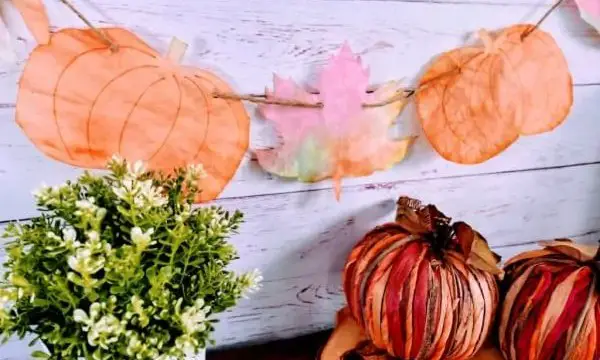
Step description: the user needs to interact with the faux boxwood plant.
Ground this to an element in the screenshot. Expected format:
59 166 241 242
0 156 261 359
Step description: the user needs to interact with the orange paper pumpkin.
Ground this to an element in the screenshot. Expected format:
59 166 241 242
12 0 50 44
16 28 250 202
416 25 572 164
499 25 573 135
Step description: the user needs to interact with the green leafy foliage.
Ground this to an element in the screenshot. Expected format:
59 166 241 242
0 157 261 359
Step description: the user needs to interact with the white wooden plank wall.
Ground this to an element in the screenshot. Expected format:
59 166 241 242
1 0 600 357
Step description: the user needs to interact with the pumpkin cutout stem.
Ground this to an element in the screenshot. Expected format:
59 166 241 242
165 37 188 64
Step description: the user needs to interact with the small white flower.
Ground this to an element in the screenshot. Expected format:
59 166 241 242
31 182 63 205
131 295 144 313
0 289 16 310
126 333 143 356
86 230 99 242
180 298 210 334
139 180 168 208
87 314 123 348
89 302 103 320
112 186 128 201
68 248 105 275
186 163 206 181
131 227 155 250
128 160 146 178
63 227 77 242
46 231 61 241
31 182 49 199
243 269 263 299
0 296 8 309
156 355 177 360
108 154 125 168
75 198 96 211
73 309 91 329
112 178 140 201
175 334 199 355
75 303 124 349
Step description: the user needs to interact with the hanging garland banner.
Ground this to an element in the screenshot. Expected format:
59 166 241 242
8 0 575 201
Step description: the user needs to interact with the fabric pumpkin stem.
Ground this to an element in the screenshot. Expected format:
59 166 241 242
343 196 502 360
499 239 600 360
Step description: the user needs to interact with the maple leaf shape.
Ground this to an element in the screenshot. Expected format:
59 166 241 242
256 44 414 200
575 0 600 33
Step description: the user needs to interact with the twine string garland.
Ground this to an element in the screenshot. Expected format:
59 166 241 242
60 0 564 109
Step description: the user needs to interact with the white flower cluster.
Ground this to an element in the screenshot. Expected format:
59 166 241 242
131 227 156 251
197 207 238 237
10 155 256 359
180 298 210 334
75 197 99 217
110 156 168 210
66 230 111 289
175 203 192 223
124 295 154 330
31 182 67 206
68 247 105 275
186 164 206 182
7 274 34 302
172 298 211 355
74 302 125 349
59 227 81 249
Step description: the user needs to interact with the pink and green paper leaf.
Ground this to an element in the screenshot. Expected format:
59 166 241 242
575 0 600 33
256 44 414 200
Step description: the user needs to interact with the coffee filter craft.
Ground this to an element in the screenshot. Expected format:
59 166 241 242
13 1 250 202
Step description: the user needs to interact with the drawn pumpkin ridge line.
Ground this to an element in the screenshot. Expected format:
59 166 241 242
146 75 184 164
182 76 211 162
497 43 529 128
193 73 241 179
195 72 245 139
53 46 110 161
52 45 158 161
464 56 497 148
487 51 512 145
117 77 167 159
86 64 159 162
440 65 472 151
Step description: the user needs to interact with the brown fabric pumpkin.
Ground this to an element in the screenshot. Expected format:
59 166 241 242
342 196 502 360
499 239 600 360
